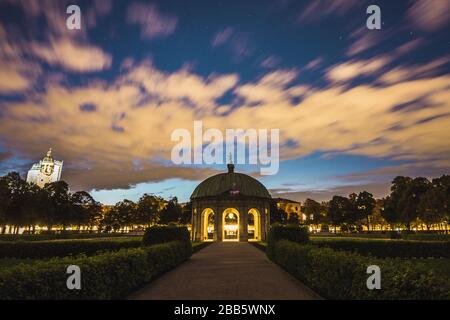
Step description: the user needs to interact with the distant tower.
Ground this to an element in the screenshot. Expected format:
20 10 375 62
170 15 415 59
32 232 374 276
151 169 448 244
26 148 63 188
227 152 234 173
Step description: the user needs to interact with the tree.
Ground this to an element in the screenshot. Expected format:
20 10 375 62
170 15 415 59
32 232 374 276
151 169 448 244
355 191 376 231
102 206 121 232
287 212 300 225
418 175 449 230
2 172 30 233
21 182 46 233
347 193 363 226
382 176 431 231
180 202 192 225
400 177 430 230
302 198 323 225
269 200 287 224
159 197 182 224
370 199 387 229
115 199 138 229
0 174 11 233
71 191 102 230
327 196 352 232
136 194 162 226
44 181 73 230
381 195 399 229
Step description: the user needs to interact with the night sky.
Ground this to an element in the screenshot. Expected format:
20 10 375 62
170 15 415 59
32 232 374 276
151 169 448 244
0 0 449 204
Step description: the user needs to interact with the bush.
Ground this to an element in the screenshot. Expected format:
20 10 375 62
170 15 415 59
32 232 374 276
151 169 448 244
191 242 212 253
0 238 142 259
267 224 309 258
142 225 191 255
0 241 190 299
142 225 190 245
0 233 132 242
270 240 450 300
310 238 450 258
402 233 450 242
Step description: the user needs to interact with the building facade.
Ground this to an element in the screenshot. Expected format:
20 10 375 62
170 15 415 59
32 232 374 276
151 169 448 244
273 198 306 222
26 148 63 188
190 163 271 242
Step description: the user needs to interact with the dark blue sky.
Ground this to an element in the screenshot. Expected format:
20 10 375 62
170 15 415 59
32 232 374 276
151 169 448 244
0 0 449 203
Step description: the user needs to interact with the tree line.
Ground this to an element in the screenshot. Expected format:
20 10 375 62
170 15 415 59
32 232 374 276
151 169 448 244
1 171 449 234
272 175 450 232
0 172 189 234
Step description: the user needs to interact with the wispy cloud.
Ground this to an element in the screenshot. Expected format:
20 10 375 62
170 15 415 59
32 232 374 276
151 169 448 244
407 0 450 31
30 38 112 72
297 0 362 23
126 2 177 39
260 55 281 69
211 27 234 47
211 27 254 61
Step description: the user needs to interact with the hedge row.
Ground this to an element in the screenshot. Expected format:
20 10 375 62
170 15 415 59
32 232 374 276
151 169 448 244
142 225 190 246
310 238 450 258
192 242 212 253
0 233 133 242
402 234 450 242
0 238 142 259
0 241 190 299
270 240 450 300
267 224 309 258
311 233 450 241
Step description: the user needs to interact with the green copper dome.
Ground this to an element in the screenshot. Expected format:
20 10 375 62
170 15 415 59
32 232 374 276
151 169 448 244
190 164 271 200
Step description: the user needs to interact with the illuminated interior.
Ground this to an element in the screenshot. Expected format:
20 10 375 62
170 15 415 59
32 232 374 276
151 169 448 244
202 208 215 241
223 208 239 241
247 208 261 241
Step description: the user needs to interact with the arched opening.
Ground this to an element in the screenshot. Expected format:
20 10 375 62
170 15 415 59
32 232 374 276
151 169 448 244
222 208 239 241
201 208 215 241
248 208 261 241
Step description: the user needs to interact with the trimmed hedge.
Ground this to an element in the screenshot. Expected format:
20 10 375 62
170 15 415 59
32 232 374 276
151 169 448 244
142 225 190 246
267 224 309 258
311 238 450 258
270 240 450 300
0 241 190 299
0 238 142 259
250 242 267 252
0 233 132 242
403 234 450 242
191 242 212 254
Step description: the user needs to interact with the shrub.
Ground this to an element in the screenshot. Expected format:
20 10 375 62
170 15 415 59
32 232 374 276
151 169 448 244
142 225 190 245
0 233 132 242
402 233 450 242
270 240 450 300
310 238 450 258
267 224 309 258
0 238 142 259
191 242 212 253
0 241 190 299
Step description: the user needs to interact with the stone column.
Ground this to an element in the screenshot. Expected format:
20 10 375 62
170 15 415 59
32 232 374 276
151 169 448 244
262 204 269 241
215 206 222 241
239 206 248 242
191 207 196 241
193 207 200 242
